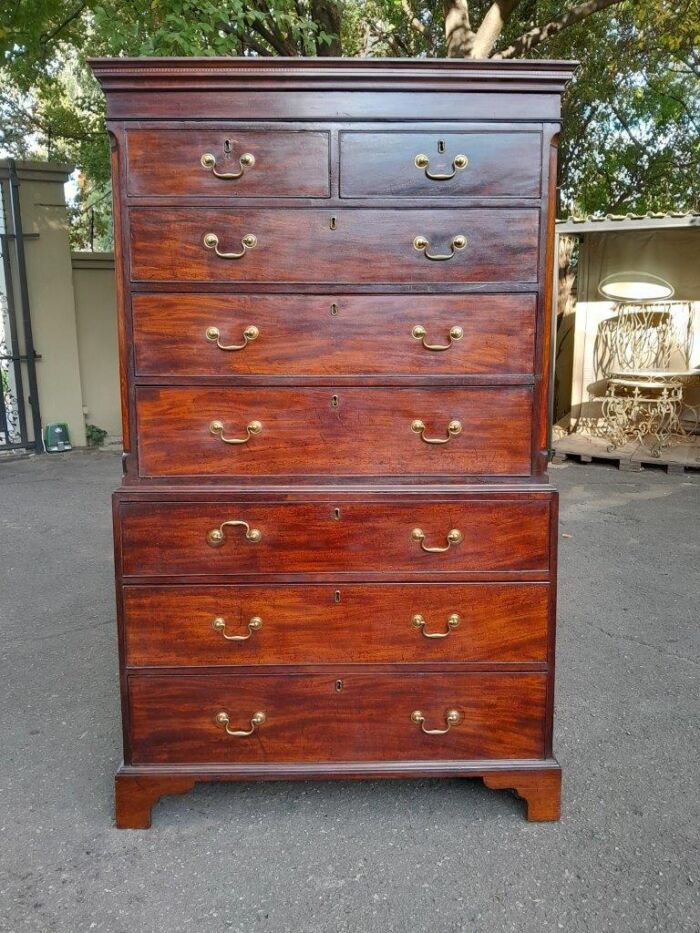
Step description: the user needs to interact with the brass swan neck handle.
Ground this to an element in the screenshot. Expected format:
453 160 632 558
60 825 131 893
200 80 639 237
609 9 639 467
201 151 255 179
411 527 463 553
411 709 462 734
414 152 468 181
411 324 463 351
412 613 460 638
203 232 257 260
413 234 467 262
215 710 266 737
205 325 259 351
206 520 262 547
411 419 462 445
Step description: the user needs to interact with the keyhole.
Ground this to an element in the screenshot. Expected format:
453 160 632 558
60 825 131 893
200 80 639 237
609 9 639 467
334 589 341 603
335 679 344 692
332 507 341 521
223 138 232 155
330 216 337 230
437 139 446 153
331 394 339 408
330 303 338 316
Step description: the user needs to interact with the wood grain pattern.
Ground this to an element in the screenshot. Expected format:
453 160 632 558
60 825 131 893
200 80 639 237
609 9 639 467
127 671 547 763
482 767 561 820
92 56 572 825
113 761 561 827
123 582 550 666
119 497 552 577
126 128 330 198
131 293 536 379
340 131 542 198
128 208 540 284
135 386 533 478
114 772 195 829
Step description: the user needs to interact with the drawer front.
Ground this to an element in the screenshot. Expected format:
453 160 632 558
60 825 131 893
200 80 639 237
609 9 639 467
119 498 552 577
132 294 536 378
123 583 549 666
135 386 533 478
126 129 330 198
128 672 547 763
340 131 542 198
129 208 539 284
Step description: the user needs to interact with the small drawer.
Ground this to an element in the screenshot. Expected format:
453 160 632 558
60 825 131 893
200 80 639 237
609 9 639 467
126 128 330 198
127 671 547 763
123 582 550 666
135 385 533 478
132 293 536 379
340 131 542 198
117 496 553 578
129 208 539 284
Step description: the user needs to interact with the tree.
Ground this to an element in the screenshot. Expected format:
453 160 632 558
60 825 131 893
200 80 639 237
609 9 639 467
1 0 698 247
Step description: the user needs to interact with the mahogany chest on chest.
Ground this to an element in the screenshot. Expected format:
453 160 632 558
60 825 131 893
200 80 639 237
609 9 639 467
91 57 575 828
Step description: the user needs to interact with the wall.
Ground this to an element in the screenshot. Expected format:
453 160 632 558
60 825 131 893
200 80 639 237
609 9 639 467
0 159 122 449
1 160 88 447
71 252 120 440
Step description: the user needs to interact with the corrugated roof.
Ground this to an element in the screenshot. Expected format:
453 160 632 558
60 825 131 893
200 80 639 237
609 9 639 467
556 211 700 234
558 211 700 223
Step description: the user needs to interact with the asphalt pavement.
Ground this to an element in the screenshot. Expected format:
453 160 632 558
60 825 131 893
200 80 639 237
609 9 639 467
0 451 698 933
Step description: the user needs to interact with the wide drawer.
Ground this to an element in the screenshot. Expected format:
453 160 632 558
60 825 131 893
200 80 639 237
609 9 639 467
132 294 536 378
118 498 552 577
129 208 539 284
128 671 547 763
340 131 542 198
126 128 330 198
123 583 550 666
135 386 533 478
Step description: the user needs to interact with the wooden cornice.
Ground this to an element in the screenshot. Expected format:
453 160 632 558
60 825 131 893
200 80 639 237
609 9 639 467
90 57 577 95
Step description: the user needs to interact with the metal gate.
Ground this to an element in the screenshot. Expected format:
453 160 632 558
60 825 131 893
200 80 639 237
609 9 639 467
0 160 42 452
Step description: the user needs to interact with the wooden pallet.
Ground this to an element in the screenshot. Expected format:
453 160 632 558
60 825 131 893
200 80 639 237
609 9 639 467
552 431 700 474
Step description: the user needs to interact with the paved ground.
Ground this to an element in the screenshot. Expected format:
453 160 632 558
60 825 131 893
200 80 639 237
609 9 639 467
0 451 698 933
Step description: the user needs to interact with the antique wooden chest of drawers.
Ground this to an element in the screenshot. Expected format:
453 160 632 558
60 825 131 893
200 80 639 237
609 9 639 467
91 57 575 828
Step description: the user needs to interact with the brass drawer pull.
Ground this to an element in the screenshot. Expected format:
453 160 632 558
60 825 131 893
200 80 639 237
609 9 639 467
412 613 460 638
411 324 463 351
413 235 466 262
411 419 462 445
411 527 463 553
206 520 262 547
215 710 266 737
411 709 461 734
200 151 255 179
414 153 468 180
212 615 263 642
205 324 259 351
209 419 262 445
203 232 257 260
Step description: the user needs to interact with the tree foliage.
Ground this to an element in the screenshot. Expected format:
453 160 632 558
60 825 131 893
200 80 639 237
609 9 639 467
1 0 697 247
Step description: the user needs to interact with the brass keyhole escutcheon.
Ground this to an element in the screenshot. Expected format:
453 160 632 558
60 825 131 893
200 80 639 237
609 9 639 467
330 216 337 230
331 394 339 408
330 303 338 316
333 507 341 521
335 679 344 692
334 589 341 603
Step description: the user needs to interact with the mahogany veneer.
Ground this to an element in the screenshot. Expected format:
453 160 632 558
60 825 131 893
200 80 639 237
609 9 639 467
92 56 575 828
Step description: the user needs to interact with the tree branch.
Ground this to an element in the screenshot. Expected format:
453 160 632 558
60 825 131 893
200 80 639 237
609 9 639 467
401 0 426 35
471 0 521 58
495 0 625 59
247 3 299 55
40 2 88 45
443 0 476 57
